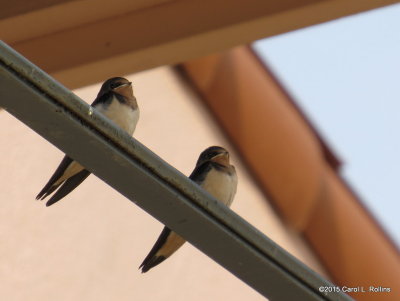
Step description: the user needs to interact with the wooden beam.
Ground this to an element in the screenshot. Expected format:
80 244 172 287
1 0 397 88
0 0 73 19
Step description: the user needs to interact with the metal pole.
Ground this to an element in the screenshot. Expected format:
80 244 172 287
0 41 352 301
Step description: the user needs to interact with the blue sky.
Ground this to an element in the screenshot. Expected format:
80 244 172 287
254 3 400 246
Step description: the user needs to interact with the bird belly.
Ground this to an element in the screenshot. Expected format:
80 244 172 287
201 168 237 207
54 161 84 186
97 98 139 135
156 232 186 259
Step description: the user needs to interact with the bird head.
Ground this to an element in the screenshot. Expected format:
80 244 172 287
196 146 230 167
98 77 133 98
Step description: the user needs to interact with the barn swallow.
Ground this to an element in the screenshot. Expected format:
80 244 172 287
36 77 139 207
139 146 237 273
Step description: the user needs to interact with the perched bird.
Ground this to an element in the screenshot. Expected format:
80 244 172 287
36 77 139 207
139 146 237 273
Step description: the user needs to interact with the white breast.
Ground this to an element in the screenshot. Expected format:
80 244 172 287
96 97 139 135
200 167 237 207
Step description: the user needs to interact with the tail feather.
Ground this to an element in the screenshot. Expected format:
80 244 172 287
36 182 62 200
139 227 171 273
36 156 73 200
46 170 90 207
140 255 167 273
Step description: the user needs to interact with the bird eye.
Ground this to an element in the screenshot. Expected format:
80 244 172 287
110 83 116 89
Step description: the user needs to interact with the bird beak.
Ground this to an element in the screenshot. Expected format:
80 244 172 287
119 82 132 88
212 152 230 165
113 81 133 98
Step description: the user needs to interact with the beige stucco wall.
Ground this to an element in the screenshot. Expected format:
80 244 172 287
0 67 326 300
